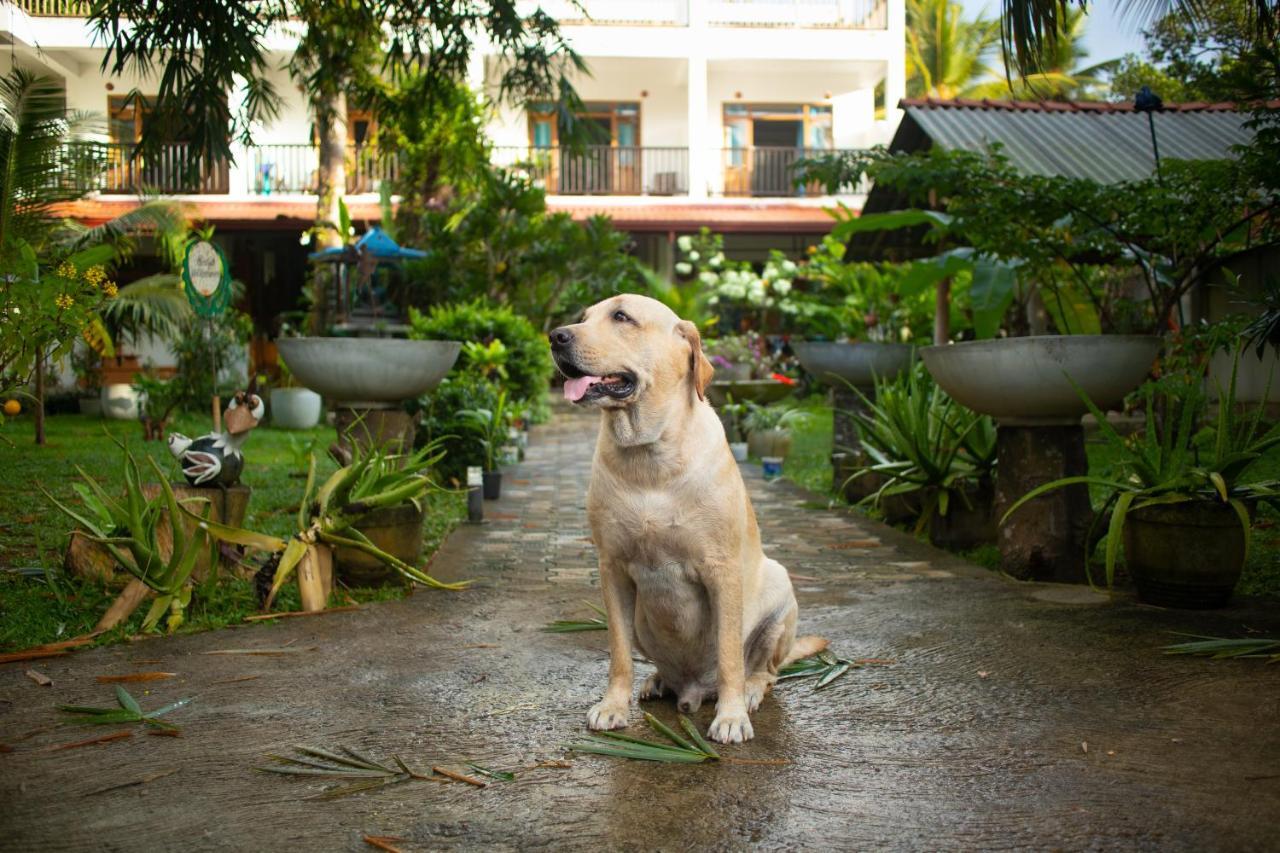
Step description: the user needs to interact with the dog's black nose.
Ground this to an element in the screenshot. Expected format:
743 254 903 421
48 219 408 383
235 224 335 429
549 327 574 350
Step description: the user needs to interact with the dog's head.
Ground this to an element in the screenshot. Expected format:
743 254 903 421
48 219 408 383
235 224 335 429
549 295 714 409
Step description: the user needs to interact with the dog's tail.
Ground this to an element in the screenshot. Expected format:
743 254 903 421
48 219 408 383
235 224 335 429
782 635 830 667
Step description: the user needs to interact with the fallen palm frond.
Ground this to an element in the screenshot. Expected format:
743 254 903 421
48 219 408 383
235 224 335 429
566 712 720 764
48 730 134 751
1162 634 1280 662
777 651 855 689
363 835 407 853
58 685 192 730
543 600 608 632
259 745 433 800
84 767 178 797
95 672 175 683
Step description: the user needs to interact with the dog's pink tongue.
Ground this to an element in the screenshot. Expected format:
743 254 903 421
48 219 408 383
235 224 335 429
563 375 603 402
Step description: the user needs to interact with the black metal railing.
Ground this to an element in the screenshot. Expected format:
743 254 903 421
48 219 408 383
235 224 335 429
492 146 690 196
718 146 855 197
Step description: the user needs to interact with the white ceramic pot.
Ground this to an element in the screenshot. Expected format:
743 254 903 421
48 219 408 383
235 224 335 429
920 335 1162 425
270 388 323 430
101 384 145 420
730 441 748 462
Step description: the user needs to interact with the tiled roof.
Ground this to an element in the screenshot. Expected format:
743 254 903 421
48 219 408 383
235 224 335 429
893 98 1264 182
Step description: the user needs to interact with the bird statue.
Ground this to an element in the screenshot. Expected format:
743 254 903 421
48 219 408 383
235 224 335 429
167 391 265 487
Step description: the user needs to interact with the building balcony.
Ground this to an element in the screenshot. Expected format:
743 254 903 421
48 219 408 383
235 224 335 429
63 142 860 200
522 0 887 29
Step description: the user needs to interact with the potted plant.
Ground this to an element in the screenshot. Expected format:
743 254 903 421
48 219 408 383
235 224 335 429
1003 352 1280 608
743 401 808 461
704 332 795 406
850 366 997 545
269 355 323 429
719 394 750 462
71 346 103 416
460 389 511 500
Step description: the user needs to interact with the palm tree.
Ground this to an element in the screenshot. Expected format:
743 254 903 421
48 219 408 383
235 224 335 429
969 7 1118 99
0 68 186 443
906 0 1001 99
996 0 1277 81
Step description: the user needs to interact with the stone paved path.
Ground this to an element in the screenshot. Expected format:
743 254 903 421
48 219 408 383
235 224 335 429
3 410 1280 851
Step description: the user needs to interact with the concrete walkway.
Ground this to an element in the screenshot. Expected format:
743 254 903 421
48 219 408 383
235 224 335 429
3 410 1279 851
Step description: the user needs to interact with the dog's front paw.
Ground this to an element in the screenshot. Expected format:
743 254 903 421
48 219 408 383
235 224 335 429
587 700 630 730
707 707 754 744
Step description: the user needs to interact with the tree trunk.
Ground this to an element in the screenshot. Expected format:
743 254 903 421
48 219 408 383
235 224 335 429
314 91 348 250
34 351 45 445
934 278 951 345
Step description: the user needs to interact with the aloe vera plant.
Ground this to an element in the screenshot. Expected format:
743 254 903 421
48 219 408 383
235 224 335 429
1002 349 1280 587
847 366 996 531
43 440 213 633
567 713 721 764
187 438 470 608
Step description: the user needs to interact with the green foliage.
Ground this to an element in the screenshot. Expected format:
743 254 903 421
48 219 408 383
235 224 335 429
171 310 254 409
59 685 192 730
567 712 721 764
849 364 997 531
966 7 1115 100
402 168 643 330
1002 349 1280 587
413 374 503 485
459 389 512 472
743 401 810 434
1111 0 1280 104
777 650 858 688
408 300 553 408
905 0 999 99
42 442 213 633
800 145 1280 336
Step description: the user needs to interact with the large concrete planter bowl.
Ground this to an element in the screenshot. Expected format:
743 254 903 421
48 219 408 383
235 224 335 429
792 341 915 388
707 379 794 407
921 335 1162 425
276 338 461 406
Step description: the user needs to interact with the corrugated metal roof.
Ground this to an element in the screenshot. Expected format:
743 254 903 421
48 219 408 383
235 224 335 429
899 99 1260 181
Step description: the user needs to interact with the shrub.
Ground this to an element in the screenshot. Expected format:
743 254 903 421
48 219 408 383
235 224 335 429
412 374 502 485
408 300 553 413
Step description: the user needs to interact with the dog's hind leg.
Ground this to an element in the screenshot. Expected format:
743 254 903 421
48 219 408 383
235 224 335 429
639 672 672 701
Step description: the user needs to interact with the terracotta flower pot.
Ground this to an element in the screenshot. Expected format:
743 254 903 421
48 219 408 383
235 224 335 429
747 428 791 460
333 503 424 587
1123 501 1247 609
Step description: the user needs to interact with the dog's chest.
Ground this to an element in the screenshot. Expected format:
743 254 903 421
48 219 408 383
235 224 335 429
593 487 704 568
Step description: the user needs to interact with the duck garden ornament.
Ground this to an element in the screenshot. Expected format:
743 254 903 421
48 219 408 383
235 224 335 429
168 391 265 487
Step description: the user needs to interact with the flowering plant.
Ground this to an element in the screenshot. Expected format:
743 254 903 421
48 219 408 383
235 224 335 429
704 331 783 380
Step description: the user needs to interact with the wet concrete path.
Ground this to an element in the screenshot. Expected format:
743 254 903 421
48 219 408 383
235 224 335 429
3 410 1280 851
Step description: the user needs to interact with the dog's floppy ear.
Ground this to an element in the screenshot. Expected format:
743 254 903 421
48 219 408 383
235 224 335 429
676 320 714 401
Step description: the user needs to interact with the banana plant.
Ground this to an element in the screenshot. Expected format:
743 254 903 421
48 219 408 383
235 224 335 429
186 437 470 609
43 441 213 633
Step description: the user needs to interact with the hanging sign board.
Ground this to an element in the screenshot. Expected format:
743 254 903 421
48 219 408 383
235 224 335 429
182 240 231 317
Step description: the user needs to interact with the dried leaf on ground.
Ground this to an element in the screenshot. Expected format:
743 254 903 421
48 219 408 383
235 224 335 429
543 600 608 633
95 672 176 684
48 730 133 752
432 766 487 787
84 768 178 796
25 670 52 686
363 835 407 853
200 647 317 656
243 605 362 623
259 745 432 800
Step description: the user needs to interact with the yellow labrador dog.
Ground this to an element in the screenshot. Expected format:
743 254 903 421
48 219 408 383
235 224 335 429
550 294 826 743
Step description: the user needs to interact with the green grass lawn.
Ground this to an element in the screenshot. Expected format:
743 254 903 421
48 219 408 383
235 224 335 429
779 398 1280 600
0 412 465 652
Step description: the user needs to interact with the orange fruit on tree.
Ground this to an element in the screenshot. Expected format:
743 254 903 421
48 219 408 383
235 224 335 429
3 399 20 416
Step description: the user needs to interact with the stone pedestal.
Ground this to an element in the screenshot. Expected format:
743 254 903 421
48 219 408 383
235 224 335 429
994 425 1092 583
335 406 417 456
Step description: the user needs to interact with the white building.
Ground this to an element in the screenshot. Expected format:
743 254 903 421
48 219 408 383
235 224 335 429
2 0 903 328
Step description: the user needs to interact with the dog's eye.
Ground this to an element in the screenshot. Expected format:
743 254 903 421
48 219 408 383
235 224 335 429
612 310 631 324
